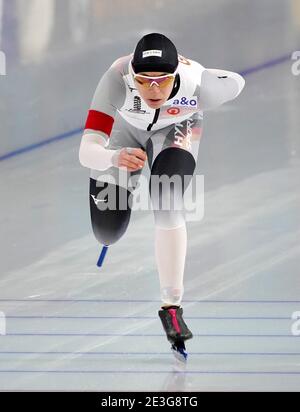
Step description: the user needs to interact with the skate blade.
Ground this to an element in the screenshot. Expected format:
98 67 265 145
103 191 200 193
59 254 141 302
171 343 188 362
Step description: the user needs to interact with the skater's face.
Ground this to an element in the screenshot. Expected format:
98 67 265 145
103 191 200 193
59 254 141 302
133 71 175 109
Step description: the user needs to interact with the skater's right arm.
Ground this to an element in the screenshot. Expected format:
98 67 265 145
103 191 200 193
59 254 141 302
79 65 147 172
79 133 147 172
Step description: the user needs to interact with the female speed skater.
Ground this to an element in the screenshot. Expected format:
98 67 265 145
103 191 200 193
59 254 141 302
79 33 245 361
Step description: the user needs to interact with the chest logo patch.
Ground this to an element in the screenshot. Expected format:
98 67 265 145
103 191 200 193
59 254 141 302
172 96 198 108
127 96 148 114
167 107 181 115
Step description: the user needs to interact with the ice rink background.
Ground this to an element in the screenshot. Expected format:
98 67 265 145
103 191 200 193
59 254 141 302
0 0 300 391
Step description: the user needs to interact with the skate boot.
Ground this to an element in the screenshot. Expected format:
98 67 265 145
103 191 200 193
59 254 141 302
158 306 193 362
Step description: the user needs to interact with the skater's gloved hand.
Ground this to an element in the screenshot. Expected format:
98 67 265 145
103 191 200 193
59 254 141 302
111 147 147 172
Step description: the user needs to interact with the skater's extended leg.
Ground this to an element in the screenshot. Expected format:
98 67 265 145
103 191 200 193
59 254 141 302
149 147 195 307
150 147 195 360
147 112 202 308
147 113 202 360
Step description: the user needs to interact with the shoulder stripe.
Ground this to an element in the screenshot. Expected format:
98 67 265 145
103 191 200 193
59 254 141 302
84 110 114 136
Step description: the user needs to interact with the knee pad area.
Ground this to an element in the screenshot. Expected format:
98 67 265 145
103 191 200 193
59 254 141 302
150 147 196 194
150 148 195 229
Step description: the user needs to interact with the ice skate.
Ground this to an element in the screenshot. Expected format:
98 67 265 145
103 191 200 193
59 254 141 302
158 306 193 362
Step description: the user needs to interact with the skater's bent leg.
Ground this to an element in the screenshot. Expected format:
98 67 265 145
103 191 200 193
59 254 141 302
149 147 196 307
89 178 132 246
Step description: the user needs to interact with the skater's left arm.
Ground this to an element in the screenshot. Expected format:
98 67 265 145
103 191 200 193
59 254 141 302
198 68 245 111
